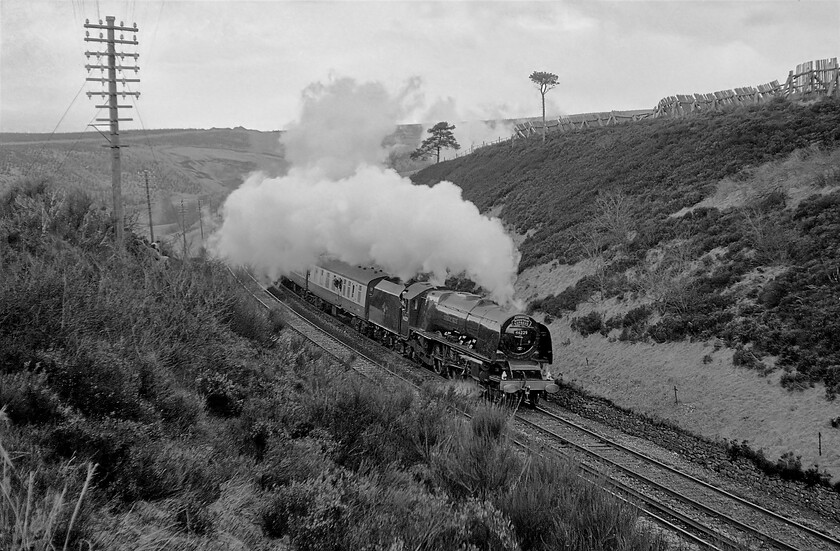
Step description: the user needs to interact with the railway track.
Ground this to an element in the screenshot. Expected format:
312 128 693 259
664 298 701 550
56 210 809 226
230 267 840 551
515 405 840 550
232 267 433 392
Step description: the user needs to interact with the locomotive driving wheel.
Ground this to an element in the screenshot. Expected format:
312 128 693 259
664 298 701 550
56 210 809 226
432 357 447 378
450 363 467 379
431 345 447 377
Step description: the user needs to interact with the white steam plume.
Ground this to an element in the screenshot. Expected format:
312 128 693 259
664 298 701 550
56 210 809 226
210 76 521 304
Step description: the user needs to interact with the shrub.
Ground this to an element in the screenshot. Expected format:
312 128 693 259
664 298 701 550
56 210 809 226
647 315 687 343
223 286 285 345
47 417 158 497
261 471 353 550
196 372 244 417
0 371 66 425
780 371 810 391
500 453 666 551
154 387 203 432
733 346 759 369
570 311 604 337
297 376 418 470
426 499 519 551
48 342 154 422
259 435 337 490
803 464 832 488
114 440 221 503
431 406 519 502
623 304 653 327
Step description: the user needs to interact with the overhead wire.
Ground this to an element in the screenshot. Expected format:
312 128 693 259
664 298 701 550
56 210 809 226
21 0 166 205
23 79 90 179
47 109 104 181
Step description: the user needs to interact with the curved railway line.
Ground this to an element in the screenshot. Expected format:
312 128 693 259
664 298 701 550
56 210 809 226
230 267 840 551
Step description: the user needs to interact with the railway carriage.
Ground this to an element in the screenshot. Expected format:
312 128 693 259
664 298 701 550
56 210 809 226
282 258 558 407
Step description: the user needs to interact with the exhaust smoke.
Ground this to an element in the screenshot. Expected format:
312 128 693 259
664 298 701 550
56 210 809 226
210 76 521 305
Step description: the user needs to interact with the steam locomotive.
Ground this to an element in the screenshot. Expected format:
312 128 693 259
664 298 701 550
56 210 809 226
281 258 558 407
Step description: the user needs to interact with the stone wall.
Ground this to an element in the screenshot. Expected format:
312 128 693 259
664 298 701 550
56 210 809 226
550 384 840 521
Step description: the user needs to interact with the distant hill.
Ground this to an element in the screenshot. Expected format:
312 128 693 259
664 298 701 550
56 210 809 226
0 124 426 233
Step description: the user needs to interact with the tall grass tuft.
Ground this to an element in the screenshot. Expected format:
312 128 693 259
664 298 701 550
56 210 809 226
500 454 668 551
0 425 96 551
431 405 520 502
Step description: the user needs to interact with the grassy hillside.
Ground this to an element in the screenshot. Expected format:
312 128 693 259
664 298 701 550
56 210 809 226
412 96 840 480
412 98 840 388
0 128 288 229
413 98 840 270
0 125 426 244
0 179 666 550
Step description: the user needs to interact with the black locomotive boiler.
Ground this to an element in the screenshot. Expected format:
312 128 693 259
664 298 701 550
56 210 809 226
282 258 558 407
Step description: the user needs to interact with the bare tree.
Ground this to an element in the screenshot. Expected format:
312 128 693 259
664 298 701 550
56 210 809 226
529 71 559 144
741 207 792 265
634 241 698 314
592 191 636 248
573 223 609 300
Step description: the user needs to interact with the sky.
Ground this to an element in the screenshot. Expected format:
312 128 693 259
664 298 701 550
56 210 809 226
1 0 839 135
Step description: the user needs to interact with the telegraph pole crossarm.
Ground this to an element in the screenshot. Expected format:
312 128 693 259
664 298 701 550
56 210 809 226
83 16 140 248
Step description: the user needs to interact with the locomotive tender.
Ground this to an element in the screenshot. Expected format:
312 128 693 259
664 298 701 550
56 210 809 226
282 258 558 407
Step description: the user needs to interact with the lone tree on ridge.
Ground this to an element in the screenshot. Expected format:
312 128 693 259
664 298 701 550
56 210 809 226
411 121 461 163
529 71 559 144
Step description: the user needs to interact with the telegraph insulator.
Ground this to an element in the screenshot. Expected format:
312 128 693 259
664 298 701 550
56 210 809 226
85 30 89 37
99 19 103 25
120 34 124 40
120 20 124 26
85 18 89 24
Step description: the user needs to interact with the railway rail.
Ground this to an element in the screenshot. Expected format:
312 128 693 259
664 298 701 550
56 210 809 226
229 266 840 551
516 405 840 550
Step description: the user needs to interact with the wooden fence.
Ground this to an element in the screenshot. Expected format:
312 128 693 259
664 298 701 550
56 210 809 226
512 57 839 140
440 58 839 160
512 109 654 139
653 57 838 118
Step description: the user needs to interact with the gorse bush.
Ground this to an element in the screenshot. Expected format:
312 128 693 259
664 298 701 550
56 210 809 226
570 311 605 337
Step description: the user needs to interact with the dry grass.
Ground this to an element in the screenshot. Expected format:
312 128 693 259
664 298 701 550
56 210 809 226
532 306 840 477
671 145 840 217
0 411 95 551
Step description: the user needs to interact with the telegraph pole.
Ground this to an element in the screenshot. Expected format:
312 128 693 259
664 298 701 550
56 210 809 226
84 17 139 247
143 170 154 244
179 199 188 254
197 198 205 241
